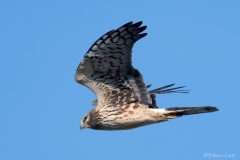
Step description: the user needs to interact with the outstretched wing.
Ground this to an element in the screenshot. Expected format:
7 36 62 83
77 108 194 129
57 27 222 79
91 83 189 108
148 83 189 108
75 21 151 108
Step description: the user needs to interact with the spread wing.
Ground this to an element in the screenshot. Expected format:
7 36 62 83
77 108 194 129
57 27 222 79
75 21 151 108
148 83 189 108
91 83 189 108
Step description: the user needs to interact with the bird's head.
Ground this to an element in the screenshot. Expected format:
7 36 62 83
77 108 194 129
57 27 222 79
80 111 92 130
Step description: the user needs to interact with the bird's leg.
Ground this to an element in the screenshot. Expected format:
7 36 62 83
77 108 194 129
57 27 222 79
92 99 98 106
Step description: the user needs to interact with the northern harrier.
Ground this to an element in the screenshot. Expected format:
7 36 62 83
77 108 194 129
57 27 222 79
75 21 218 130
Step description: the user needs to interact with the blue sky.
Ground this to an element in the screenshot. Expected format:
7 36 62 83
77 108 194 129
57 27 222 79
0 1 239 159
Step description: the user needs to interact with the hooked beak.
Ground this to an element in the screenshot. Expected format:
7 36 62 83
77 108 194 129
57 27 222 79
80 120 84 130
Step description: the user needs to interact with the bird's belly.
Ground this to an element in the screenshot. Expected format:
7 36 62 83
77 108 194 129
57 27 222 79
97 108 165 130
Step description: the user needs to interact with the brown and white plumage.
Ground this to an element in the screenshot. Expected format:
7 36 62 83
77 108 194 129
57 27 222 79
75 21 218 130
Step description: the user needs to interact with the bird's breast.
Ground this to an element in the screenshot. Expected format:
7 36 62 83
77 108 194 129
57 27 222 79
91 103 161 130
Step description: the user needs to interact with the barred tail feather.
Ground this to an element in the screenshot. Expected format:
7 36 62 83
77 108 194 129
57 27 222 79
162 106 218 119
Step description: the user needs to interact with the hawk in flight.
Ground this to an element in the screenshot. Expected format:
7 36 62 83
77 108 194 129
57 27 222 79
75 21 218 130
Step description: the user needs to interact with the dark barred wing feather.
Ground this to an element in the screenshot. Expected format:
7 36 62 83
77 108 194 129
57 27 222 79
148 84 189 108
75 21 151 108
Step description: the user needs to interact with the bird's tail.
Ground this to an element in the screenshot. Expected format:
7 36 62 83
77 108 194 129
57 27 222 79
162 106 219 119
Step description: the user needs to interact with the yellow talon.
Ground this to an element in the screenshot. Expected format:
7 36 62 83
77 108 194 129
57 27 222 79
166 115 178 119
